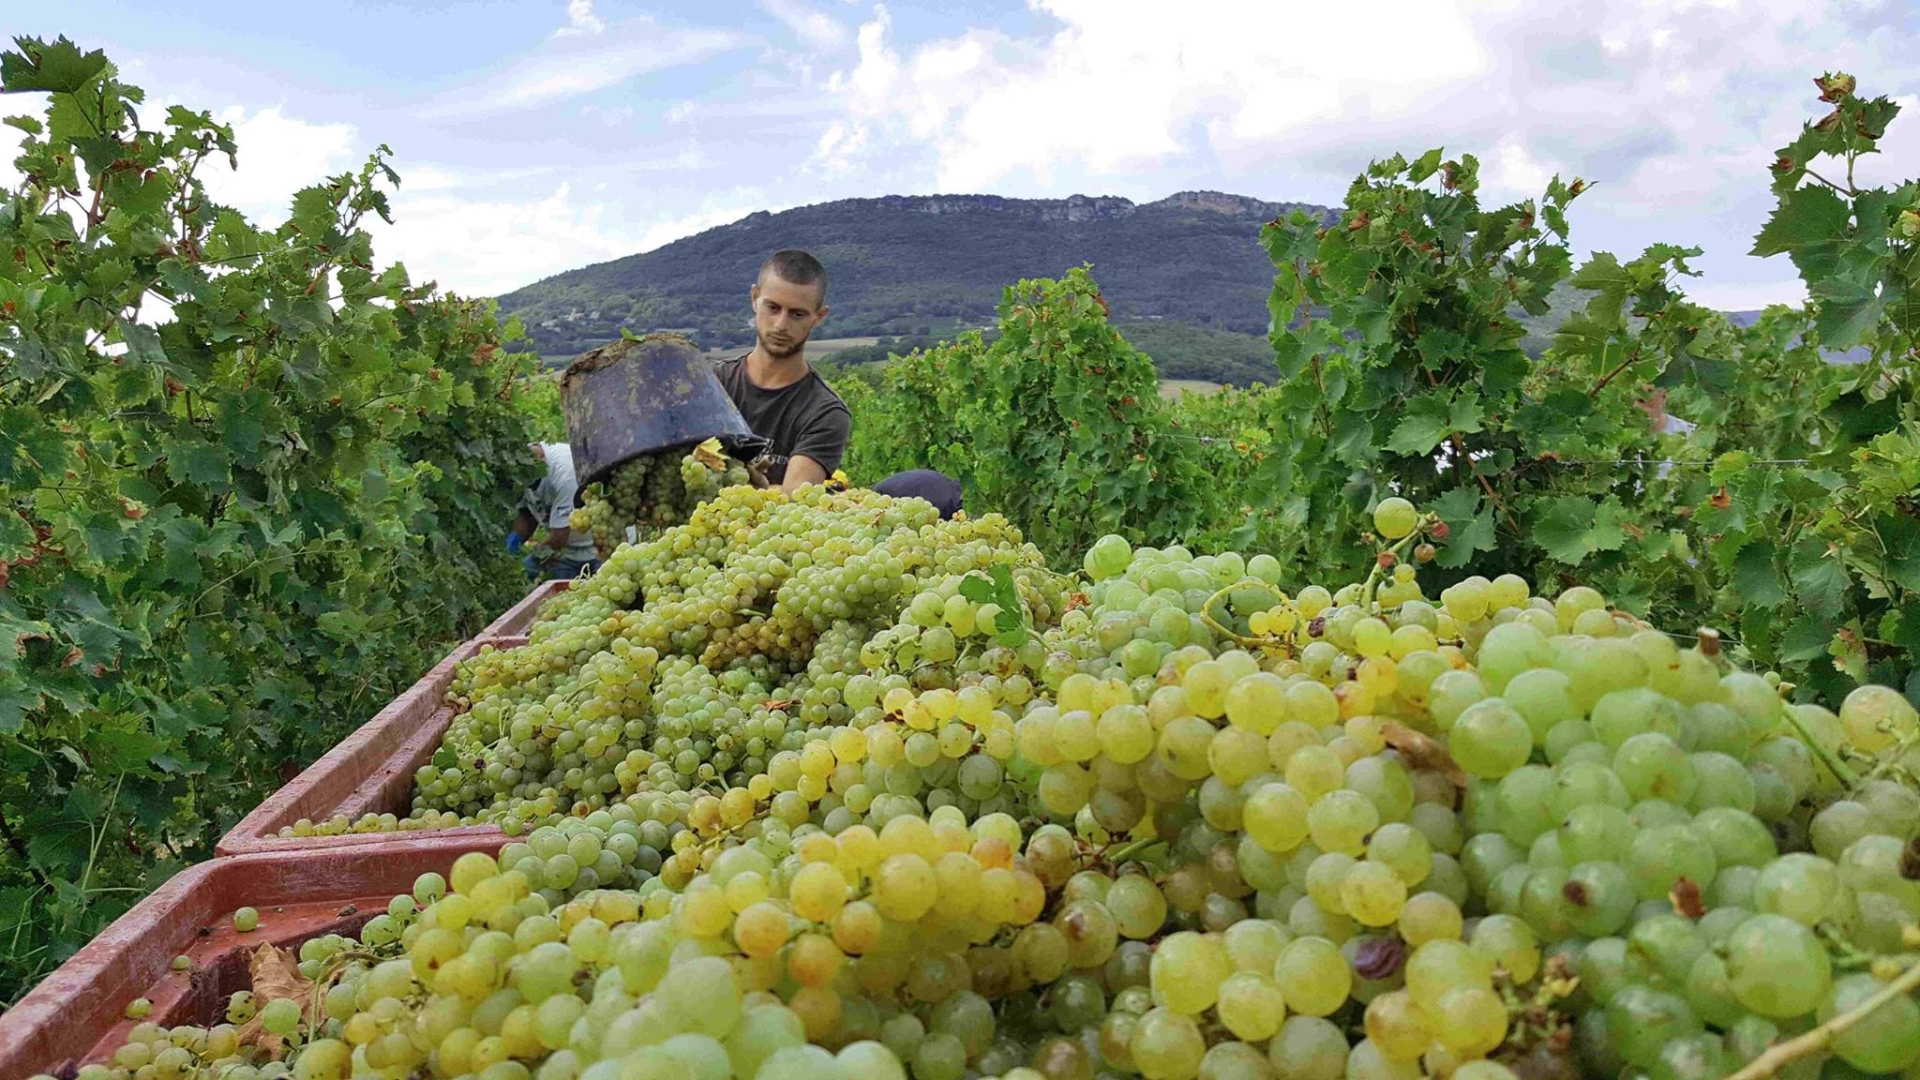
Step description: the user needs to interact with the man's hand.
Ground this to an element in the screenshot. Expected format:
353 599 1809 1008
506 532 525 554
535 525 574 553
782 455 829 494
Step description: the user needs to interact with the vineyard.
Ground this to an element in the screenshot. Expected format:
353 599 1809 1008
5 32 1920 1080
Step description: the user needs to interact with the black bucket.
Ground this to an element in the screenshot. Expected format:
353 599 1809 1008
560 332 768 494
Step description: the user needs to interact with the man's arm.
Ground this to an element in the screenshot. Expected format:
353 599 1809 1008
510 508 538 540
782 405 851 495
781 455 828 494
533 525 575 553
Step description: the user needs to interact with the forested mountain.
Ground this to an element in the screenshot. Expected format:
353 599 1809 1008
496 191 1336 364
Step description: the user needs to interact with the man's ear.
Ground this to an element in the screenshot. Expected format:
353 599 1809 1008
816 304 829 324
749 283 760 308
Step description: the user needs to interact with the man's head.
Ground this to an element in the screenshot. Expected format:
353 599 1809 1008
750 249 828 361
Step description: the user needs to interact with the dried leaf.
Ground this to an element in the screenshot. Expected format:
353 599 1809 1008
233 944 312 1053
1380 722 1469 789
1669 877 1706 919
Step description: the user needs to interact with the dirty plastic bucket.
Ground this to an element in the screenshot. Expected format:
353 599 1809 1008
560 332 766 493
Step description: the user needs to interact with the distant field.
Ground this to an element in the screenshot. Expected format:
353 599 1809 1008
1159 379 1223 397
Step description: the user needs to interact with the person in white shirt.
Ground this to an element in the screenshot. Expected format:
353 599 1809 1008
507 442 602 580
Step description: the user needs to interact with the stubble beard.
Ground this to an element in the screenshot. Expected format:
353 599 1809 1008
759 329 805 361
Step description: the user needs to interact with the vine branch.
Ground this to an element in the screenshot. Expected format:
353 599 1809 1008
1725 955 1920 1080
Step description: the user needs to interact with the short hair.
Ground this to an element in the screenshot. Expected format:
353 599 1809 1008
758 249 827 302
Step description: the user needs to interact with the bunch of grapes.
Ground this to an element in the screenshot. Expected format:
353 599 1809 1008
76 491 1920 1080
570 443 756 558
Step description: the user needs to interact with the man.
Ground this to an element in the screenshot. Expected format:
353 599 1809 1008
507 442 601 580
715 249 964 518
714 249 852 494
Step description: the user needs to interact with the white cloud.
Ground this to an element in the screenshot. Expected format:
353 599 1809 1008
421 18 746 117
370 181 645 298
197 105 359 222
763 0 849 49
815 0 1920 295
553 0 606 37
824 0 1485 190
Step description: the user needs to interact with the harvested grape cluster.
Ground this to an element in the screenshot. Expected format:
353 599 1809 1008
569 441 752 557
94 495 1920 1080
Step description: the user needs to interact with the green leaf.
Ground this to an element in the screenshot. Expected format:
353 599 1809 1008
956 565 1026 646
1730 541 1788 607
171 441 230 486
0 36 110 94
1407 148 1444 184
1385 392 1482 458
1750 185 1852 276
1329 411 1373 467
1430 487 1494 570
1789 542 1850 621
0 676 36 734
0 510 31 562
1534 496 1629 564
1569 251 1631 329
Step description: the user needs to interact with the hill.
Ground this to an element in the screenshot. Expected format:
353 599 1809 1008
497 191 1336 374
498 192 1847 384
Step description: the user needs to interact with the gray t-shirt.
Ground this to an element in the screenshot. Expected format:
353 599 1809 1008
715 356 851 483
520 442 601 561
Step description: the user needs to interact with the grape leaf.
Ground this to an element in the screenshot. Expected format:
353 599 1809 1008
1429 487 1495 570
956 565 1027 646
1385 393 1482 456
1730 542 1788 607
0 36 109 94
1789 542 1850 621
1750 185 1852 277
1534 496 1629 564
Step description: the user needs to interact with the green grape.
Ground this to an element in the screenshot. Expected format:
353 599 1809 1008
1373 498 1418 541
1151 931 1231 1014
1449 699 1533 778
1724 913 1831 1018
260 997 301 1036
1274 937 1350 1017
1267 1016 1348 1080
1819 972 1920 1073
1604 984 1702 1069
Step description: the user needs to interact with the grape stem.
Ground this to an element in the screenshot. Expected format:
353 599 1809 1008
1722 953 1920 1080
1198 578 1287 647
1360 523 1427 610
1103 837 1167 866
1773 700 1863 791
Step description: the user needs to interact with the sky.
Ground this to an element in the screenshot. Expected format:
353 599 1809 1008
6 0 1919 310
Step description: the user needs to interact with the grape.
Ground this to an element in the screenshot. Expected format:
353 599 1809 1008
1274 937 1351 1016
260 997 301 1036
1449 699 1533 778
1268 1016 1347 1080
1373 498 1418 541
1724 913 1831 1018
1820 972 1920 1072
1839 684 1919 752
232 906 260 933
1151 931 1231 1014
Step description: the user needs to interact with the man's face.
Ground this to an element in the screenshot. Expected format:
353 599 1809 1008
751 273 827 359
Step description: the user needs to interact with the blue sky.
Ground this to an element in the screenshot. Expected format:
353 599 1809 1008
8 1 1919 309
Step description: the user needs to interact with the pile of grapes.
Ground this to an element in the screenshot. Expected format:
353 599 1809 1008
62 492 1920 1080
568 442 753 557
